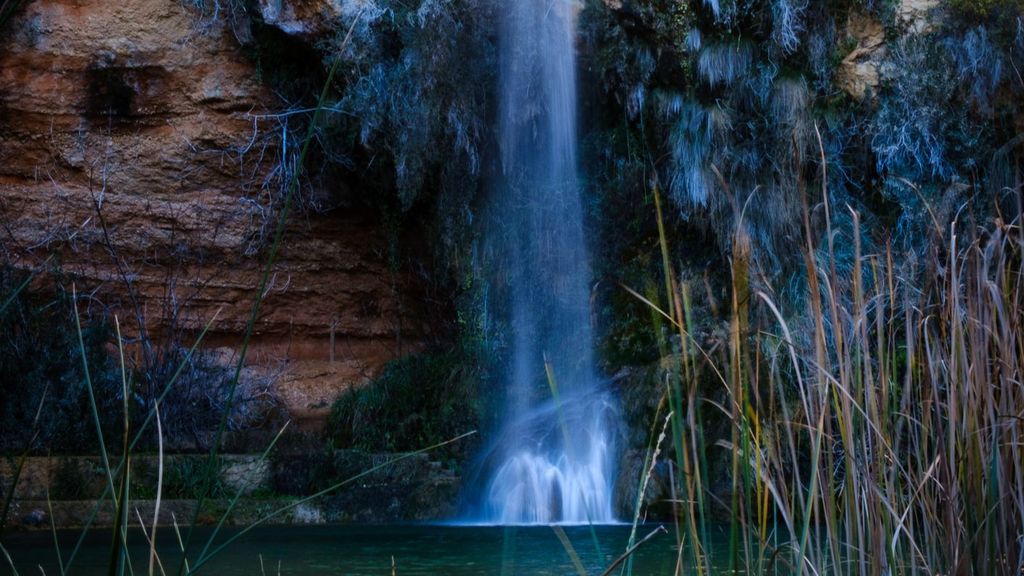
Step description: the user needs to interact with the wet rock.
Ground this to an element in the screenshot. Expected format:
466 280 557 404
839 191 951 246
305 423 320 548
220 455 271 496
292 502 326 523
20 509 46 528
614 448 674 521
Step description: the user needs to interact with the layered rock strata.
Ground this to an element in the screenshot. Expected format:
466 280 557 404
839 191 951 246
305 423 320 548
0 0 430 425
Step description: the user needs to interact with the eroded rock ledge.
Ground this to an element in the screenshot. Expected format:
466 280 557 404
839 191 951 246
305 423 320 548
0 0 431 425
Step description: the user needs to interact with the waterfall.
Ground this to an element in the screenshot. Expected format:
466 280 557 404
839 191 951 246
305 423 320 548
477 0 617 525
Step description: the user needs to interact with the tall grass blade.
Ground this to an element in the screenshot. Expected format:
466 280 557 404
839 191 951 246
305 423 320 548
550 525 588 576
194 422 291 564
0 541 20 576
71 285 116 495
598 526 666 576
149 399 164 576
61 311 221 573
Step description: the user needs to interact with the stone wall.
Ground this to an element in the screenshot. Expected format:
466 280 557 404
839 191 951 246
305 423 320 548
0 452 459 528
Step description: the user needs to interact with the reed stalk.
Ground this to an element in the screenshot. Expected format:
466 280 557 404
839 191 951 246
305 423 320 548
632 178 1024 574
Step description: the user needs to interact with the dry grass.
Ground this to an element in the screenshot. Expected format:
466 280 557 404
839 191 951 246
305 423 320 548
638 176 1024 574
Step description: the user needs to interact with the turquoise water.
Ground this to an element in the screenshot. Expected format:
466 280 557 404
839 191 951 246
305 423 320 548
2 524 728 575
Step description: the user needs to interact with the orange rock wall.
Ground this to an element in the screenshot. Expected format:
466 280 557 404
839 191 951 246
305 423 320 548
0 0 431 426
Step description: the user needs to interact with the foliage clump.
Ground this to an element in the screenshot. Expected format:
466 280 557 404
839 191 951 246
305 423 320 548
582 0 1023 282
0 265 280 454
947 0 1024 17
325 349 481 460
335 0 494 214
0 267 122 453
216 0 498 265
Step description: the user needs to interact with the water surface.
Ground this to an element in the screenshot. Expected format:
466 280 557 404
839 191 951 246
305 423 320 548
3 523 727 575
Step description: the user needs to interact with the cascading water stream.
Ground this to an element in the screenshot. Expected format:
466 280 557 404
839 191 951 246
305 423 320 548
476 0 618 525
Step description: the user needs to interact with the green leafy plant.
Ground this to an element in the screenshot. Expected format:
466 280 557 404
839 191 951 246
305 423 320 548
49 458 100 501
325 349 481 460
164 457 227 500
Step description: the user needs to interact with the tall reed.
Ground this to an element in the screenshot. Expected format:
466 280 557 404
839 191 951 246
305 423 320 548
640 187 1024 574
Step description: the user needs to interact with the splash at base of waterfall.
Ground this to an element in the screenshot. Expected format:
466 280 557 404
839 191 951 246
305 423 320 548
485 451 613 525
480 393 618 525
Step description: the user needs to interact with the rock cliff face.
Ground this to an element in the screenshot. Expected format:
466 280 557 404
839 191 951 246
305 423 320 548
0 0 431 426
0 0 958 429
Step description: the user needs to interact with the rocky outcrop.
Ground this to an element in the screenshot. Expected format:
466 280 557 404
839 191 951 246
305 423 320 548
0 451 459 528
0 0 431 426
322 450 461 522
257 0 348 38
837 10 887 101
898 0 942 33
836 0 944 101
0 455 271 500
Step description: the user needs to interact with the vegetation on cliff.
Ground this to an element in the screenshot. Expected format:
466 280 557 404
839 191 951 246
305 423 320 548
0 266 281 453
325 348 483 462
0 267 121 452
582 0 1023 277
